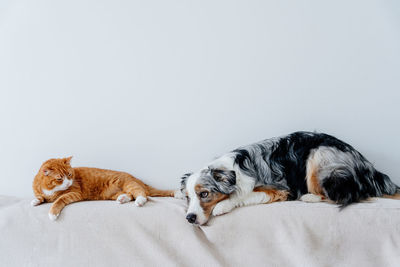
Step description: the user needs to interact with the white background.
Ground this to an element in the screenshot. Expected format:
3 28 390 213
1 0 399 197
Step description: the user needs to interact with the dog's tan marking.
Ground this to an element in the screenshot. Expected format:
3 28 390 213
253 187 289 203
382 193 400 200
195 184 229 219
305 155 326 199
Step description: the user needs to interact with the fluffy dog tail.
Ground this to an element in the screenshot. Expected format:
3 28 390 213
145 184 175 197
374 171 399 199
322 169 399 208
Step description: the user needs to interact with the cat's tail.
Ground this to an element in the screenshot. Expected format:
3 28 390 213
145 184 175 197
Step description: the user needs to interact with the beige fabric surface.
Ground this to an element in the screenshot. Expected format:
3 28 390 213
0 195 399 267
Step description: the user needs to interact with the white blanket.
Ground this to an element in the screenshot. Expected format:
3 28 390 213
0 196 399 267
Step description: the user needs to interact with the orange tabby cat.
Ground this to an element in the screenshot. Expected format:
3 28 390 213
32 157 174 220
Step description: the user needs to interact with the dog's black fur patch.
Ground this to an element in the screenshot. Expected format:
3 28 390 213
232 131 398 206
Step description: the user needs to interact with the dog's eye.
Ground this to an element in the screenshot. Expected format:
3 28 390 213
199 192 209 198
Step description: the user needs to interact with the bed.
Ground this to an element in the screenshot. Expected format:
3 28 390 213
0 195 399 267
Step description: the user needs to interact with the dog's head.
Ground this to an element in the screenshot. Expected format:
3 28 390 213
180 167 236 225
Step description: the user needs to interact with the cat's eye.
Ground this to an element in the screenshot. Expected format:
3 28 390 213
199 191 209 198
56 177 63 181
68 173 72 177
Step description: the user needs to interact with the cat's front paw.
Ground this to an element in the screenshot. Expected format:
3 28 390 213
212 201 234 216
116 194 132 204
48 212 59 221
134 196 147 207
31 199 42 206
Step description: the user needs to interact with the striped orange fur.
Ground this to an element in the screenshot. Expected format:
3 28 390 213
32 157 174 220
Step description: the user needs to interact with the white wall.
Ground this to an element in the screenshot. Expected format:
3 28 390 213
0 0 399 197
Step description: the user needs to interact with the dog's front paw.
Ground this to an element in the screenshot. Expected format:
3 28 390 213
174 190 186 199
134 196 147 207
31 199 42 207
300 193 322 203
116 194 132 204
212 201 234 216
48 212 59 221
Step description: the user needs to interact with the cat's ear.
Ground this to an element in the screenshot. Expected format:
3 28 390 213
63 156 72 165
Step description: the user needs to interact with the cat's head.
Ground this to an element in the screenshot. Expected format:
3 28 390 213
37 157 74 196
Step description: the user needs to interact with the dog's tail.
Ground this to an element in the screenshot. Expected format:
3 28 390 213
325 169 399 208
145 184 174 197
374 171 400 200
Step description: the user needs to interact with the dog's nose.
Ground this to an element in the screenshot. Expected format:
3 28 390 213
186 213 197 224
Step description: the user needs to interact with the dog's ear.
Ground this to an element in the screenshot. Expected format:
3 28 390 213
211 169 236 185
210 168 236 194
180 172 192 195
